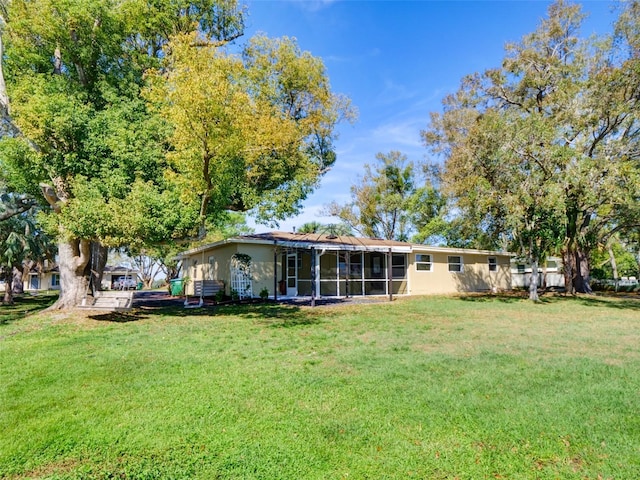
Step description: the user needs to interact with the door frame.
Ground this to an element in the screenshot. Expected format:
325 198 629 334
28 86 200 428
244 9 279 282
286 253 297 296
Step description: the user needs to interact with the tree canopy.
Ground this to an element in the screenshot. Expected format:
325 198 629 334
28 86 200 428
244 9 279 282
326 151 446 243
423 0 640 298
0 0 353 308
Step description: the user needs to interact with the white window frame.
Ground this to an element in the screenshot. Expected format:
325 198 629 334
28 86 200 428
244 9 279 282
51 273 60 287
415 254 432 272
488 257 497 272
448 255 464 273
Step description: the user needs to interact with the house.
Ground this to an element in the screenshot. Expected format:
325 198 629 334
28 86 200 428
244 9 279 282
176 232 512 300
21 265 140 292
23 266 60 291
511 257 565 289
101 266 141 290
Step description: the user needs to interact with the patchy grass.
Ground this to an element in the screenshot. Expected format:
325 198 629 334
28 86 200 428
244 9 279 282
1 294 639 479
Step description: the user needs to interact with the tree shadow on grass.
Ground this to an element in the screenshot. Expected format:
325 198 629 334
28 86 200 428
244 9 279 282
573 294 640 311
457 292 640 311
0 294 58 326
458 293 530 304
88 301 322 328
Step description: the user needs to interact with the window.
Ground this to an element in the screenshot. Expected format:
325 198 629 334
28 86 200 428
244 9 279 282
392 254 406 279
51 274 60 287
416 254 432 271
448 255 463 273
517 264 525 274
488 257 497 272
206 255 215 280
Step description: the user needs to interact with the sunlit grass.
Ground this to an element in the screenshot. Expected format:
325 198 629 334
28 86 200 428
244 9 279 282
1 294 639 479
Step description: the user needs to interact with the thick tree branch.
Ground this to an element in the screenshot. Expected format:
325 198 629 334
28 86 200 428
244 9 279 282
0 195 36 220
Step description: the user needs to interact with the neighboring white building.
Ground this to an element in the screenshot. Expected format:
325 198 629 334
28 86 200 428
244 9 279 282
511 257 564 289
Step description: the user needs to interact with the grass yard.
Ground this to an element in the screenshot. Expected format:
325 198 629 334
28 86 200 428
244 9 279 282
1 294 639 479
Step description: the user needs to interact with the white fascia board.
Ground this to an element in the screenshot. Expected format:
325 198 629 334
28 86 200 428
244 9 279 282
411 245 514 256
178 237 415 258
275 241 412 253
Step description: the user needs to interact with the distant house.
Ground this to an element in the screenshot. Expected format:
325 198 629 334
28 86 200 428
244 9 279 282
21 265 140 292
511 257 565 289
101 266 140 290
23 266 60 292
177 232 512 300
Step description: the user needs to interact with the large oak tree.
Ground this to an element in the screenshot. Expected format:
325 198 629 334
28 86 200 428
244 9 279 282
0 0 352 308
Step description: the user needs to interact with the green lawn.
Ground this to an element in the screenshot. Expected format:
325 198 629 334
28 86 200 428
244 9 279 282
1 294 639 479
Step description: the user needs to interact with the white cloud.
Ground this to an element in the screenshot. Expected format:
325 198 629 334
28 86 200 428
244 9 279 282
287 0 338 13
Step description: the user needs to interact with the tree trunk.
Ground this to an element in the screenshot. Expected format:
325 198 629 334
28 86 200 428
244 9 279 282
50 238 91 309
563 247 592 294
12 266 23 294
608 245 618 291
573 248 592 293
3 269 13 304
529 259 540 302
88 242 108 292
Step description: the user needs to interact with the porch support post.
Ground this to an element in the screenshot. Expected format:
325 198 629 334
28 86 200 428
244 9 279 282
273 242 278 301
387 248 393 302
345 252 350 298
311 247 316 307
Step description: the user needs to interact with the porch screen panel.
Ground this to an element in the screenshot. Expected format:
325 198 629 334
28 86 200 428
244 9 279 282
297 251 313 296
320 280 338 296
348 253 364 296
320 253 338 279
319 252 338 296
364 252 386 295
391 254 408 294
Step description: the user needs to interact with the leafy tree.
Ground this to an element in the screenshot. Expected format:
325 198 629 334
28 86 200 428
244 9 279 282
297 221 352 236
326 151 446 242
145 33 354 232
0 0 351 308
130 211 254 287
591 236 640 281
423 0 640 297
0 210 54 303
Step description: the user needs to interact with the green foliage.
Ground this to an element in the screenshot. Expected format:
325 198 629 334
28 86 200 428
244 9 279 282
259 287 269 300
145 32 355 228
591 241 640 280
326 151 446 242
215 288 225 302
423 1 640 292
1 295 640 477
297 221 353 236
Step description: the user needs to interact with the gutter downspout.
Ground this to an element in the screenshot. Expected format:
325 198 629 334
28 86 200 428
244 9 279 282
311 247 316 307
387 248 393 302
316 248 327 303
273 241 278 302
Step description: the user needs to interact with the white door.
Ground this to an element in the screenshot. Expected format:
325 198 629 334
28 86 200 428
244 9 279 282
287 253 297 296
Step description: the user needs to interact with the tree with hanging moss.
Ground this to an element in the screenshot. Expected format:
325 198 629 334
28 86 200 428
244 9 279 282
423 0 640 298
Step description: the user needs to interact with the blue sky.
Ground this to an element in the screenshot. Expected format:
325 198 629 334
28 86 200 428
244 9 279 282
242 0 618 233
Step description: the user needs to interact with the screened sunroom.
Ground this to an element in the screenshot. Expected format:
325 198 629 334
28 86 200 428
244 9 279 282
277 247 408 298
